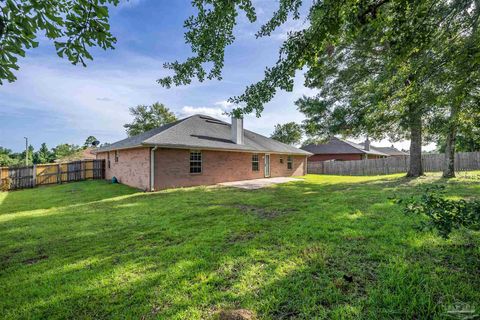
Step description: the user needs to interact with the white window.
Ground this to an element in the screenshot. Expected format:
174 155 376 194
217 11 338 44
252 154 259 171
190 151 202 173
287 156 293 170
115 150 119 163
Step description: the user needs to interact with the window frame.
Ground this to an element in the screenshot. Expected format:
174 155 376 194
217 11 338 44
189 150 202 174
252 154 259 171
287 155 293 170
114 150 119 163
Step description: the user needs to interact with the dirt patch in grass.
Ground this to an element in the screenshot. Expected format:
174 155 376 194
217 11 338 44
23 255 48 265
217 309 256 320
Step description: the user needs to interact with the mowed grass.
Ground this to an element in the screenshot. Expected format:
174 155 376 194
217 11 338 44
0 173 479 319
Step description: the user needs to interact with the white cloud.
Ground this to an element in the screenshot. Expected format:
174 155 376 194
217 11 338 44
180 106 229 121
179 99 239 122
214 100 235 110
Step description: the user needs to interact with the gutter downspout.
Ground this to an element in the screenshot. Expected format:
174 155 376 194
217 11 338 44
150 146 158 192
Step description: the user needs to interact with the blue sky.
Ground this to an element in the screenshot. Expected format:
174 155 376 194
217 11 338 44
0 0 422 152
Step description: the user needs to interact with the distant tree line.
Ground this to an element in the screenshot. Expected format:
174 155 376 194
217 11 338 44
0 136 100 167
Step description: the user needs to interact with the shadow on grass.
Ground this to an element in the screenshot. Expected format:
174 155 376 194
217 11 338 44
0 175 479 319
0 180 138 215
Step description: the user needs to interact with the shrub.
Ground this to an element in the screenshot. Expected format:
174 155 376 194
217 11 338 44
399 185 480 238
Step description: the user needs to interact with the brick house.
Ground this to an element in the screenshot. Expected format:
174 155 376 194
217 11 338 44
301 137 406 162
95 115 312 190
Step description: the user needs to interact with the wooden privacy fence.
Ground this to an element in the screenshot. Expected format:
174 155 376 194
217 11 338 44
307 152 480 176
0 160 105 191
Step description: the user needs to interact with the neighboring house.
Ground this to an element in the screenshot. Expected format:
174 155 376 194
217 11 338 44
302 137 405 162
54 148 97 163
94 115 312 191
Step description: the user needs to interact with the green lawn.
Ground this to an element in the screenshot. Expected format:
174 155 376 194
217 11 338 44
1 173 479 319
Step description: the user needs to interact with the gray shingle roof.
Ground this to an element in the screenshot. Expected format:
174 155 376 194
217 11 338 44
96 115 311 155
301 137 388 156
371 146 408 156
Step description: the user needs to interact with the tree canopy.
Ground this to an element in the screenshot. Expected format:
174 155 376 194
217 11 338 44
0 147 19 166
51 143 82 160
0 0 119 84
84 136 100 148
436 113 480 153
34 143 53 164
124 102 178 137
157 0 480 177
270 122 303 146
157 0 479 112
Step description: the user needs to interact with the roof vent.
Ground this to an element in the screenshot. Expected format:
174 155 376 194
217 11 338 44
231 116 244 144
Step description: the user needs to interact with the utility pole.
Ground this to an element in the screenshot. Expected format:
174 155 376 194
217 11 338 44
24 137 28 166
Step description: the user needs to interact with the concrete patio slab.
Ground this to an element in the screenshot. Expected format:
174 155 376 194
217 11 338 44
218 177 302 190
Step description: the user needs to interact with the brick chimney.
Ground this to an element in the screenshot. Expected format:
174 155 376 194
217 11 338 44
364 137 371 151
231 116 244 144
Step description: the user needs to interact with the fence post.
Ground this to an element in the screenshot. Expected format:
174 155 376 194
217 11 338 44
57 164 61 184
33 164 37 187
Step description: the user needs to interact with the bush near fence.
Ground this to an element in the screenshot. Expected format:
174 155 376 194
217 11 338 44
307 152 480 176
0 160 105 191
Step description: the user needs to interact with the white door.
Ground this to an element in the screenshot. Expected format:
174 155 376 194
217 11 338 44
264 154 270 177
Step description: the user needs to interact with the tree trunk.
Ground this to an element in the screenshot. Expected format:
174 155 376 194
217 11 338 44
442 105 459 178
442 128 457 178
406 106 424 177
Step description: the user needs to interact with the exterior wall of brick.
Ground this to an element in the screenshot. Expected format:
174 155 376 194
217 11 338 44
96 148 150 190
97 147 307 191
154 148 306 190
269 154 305 178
